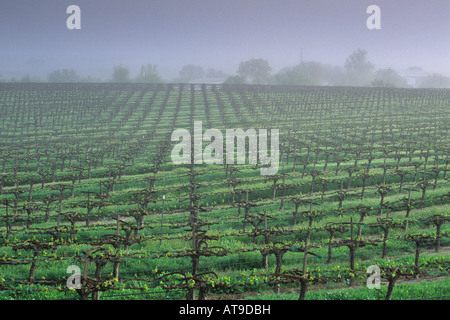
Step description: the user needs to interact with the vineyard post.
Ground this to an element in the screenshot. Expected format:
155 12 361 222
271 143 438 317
414 238 421 272
381 148 390 186
301 214 312 284
160 194 165 247
403 186 413 230
350 217 353 243
326 228 335 264
443 157 448 180
279 151 286 210
349 218 355 286
56 185 67 229
81 190 96 227
80 252 89 300
262 211 269 268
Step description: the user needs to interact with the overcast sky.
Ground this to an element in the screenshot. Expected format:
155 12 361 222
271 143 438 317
1 0 449 80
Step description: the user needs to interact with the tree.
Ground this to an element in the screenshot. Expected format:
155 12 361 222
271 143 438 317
205 68 226 78
418 73 450 88
47 69 79 83
371 68 408 88
20 74 42 83
298 61 328 84
21 74 31 83
223 75 246 84
276 67 310 86
344 49 374 86
112 65 130 83
135 64 163 83
179 64 205 82
237 58 271 84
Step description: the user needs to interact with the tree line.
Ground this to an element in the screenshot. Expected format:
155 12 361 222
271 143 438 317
226 49 450 88
1 48 450 88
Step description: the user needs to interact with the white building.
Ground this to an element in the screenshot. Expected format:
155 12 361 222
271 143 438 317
398 67 429 88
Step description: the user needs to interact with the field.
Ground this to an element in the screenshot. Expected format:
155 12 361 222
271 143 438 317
0 82 449 300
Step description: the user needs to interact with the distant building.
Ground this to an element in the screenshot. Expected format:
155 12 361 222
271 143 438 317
398 67 429 88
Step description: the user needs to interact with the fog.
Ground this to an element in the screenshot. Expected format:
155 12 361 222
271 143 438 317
1 0 449 83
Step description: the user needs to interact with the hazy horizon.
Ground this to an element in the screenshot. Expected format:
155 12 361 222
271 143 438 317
1 0 449 81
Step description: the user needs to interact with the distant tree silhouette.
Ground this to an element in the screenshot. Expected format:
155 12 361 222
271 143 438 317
47 69 79 83
112 65 130 83
135 64 163 83
344 49 374 86
237 58 271 84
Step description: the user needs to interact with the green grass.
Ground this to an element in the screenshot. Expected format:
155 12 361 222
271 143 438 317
245 277 450 300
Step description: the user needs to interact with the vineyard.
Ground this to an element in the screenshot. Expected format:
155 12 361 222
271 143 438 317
0 82 449 300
